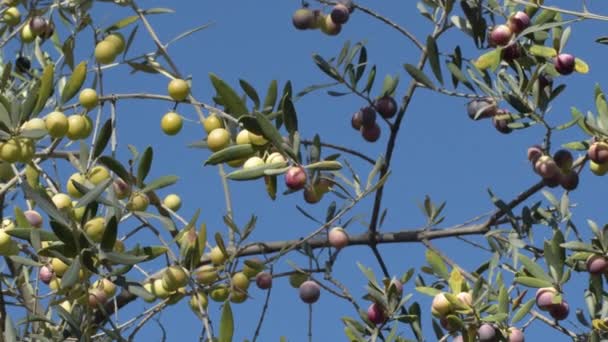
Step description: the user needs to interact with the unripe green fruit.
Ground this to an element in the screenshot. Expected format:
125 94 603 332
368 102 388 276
113 240 125 253
242 258 264 278
230 289 248 304
45 111 69 138
151 279 172 299
431 292 452 317
0 230 12 251
20 24 35 43
52 193 72 211
590 160 608 176
248 131 267 146
209 246 227 265
17 138 35 163
203 114 223 133
321 15 341 36
166 287 187 305
456 291 473 306
127 193 149 211
84 217 106 243
51 257 69 277
168 79 190 101
92 278 117 297
207 128 231 152
236 130 251 145
72 202 85 222
94 40 117 65
82 115 93 139
0 161 14 181
87 165 110 185
66 115 87 140
79 88 98 110
163 194 182 211
161 266 189 291
21 118 47 136
243 156 265 169
3 7 20 26
161 112 183 136
0 139 21 163
1 218 13 230
231 272 250 291
142 282 156 302
210 285 229 302
266 152 286 165
67 173 87 198
105 33 125 55
195 265 218 285
48 276 61 291
189 291 209 313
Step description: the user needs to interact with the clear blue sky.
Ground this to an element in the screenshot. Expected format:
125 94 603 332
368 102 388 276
13 1 608 341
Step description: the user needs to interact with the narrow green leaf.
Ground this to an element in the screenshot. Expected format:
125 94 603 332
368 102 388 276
281 96 298 135
426 250 449 279
92 120 112 159
404 64 436 89
513 276 553 288
60 61 87 104
101 216 118 252
34 63 54 115
511 299 534 324
75 178 112 208
105 15 139 31
219 302 234 342
262 80 278 113
426 36 443 84
205 144 256 166
61 257 80 289
98 156 131 184
209 73 248 118
239 79 260 110
137 147 153 187
140 175 178 193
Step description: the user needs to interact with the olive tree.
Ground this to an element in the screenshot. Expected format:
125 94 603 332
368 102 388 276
0 0 607 341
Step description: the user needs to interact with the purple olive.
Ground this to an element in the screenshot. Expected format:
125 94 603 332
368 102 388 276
549 301 569 320
508 327 525 342
285 166 307 190
493 111 512 134
554 54 575 75
24 210 43 228
255 272 272 290
29 16 47 36
330 4 350 24
508 11 531 34
299 280 321 304
351 111 363 130
374 96 398 118
292 9 315 30
489 24 513 46
502 43 522 61
588 142 608 164
361 123 380 142
477 323 497 342
467 98 497 120
367 303 386 325
535 288 556 311
586 255 608 275
560 171 579 191
527 145 543 164
39 265 53 284
553 149 573 171
534 156 560 179
360 107 376 127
